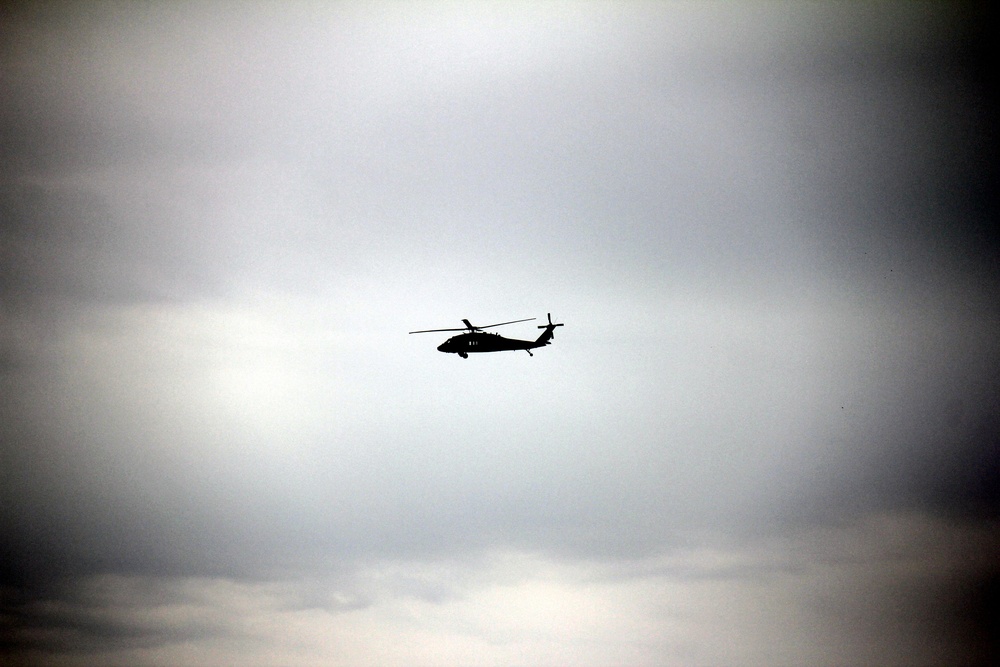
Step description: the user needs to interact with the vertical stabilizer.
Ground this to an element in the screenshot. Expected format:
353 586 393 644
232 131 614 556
534 313 564 346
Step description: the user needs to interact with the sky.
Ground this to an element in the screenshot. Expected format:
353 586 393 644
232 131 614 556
1 2 998 665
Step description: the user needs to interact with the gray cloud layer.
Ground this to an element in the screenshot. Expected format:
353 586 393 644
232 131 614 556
2 2 997 665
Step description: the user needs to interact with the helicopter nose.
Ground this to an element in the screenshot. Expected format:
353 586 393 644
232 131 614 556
437 342 447 352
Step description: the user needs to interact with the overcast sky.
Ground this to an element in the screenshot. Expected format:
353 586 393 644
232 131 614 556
2 2 998 665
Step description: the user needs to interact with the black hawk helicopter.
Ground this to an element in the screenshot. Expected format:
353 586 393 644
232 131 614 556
409 313 563 358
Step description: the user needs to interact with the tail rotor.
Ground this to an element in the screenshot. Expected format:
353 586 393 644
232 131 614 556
537 313 564 339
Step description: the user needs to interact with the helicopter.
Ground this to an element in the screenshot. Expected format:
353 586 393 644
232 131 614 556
409 313 564 358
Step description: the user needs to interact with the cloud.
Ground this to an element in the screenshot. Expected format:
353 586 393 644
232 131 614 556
2 284 995 585
4 511 994 666
2 2 997 665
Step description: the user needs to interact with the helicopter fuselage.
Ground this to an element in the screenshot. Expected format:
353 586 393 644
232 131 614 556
437 331 546 358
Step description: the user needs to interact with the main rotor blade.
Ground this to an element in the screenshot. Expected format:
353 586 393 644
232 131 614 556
408 327 467 334
409 317 535 334
478 317 536 329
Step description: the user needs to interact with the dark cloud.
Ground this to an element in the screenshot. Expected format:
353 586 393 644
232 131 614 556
1 576 228 657
795 2 999 291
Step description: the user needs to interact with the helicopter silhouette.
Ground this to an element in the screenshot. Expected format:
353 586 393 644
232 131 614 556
409 313 564 358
